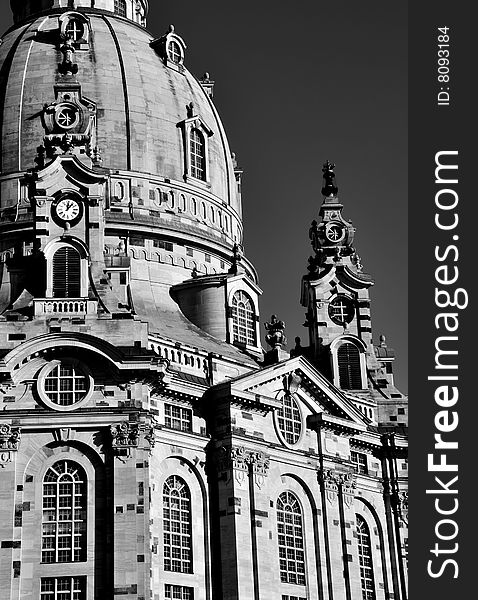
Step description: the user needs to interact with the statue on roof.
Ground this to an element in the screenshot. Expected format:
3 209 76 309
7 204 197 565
322 160 338 197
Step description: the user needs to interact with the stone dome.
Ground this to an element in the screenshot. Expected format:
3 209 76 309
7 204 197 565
0 6 246 268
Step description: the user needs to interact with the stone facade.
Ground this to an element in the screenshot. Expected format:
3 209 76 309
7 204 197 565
0 4 407 600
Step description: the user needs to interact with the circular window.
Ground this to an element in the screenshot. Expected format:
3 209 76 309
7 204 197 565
328 295 355 326
55 104 80 130
38 360 92 411
275 392 302 446
325 221 346 243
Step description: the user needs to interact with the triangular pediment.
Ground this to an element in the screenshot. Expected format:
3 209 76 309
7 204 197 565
223 355 368 430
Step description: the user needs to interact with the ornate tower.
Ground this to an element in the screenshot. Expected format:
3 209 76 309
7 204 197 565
301 162 407 424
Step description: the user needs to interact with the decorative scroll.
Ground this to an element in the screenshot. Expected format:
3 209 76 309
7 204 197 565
110 422 155 457
0 424 20 468
319 467 357 507
212 446 270 488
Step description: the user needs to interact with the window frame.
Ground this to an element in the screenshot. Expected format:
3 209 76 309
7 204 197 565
44 239 89 300
41 461 87 565
356 515 377 600
40 576 87 600
277 491 307 586
59 12 90 48
275 392 303 448
164 403 193 433
330 336 367 391
230 290 257 347
163 475 193 574
114 0 128 18
351 451 369 475
37 359 94 412
178 116 213 188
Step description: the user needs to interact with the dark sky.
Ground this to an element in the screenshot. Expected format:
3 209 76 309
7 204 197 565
0 2 408 392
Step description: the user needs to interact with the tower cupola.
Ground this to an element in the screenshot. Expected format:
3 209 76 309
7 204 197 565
10 0 148 27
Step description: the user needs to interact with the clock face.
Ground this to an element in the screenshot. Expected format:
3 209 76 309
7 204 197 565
325 222 346 243
52 197 83 227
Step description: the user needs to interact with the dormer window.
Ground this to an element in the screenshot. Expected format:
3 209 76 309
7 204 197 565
167 40 182 64
190 129 206 180
114 0 127 17
151 25 186 71
178 115 213 186
65 19 84 42
59 13 90 48
231 291 256 346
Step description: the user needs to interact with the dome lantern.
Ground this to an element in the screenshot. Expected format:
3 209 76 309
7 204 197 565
10 0 149 27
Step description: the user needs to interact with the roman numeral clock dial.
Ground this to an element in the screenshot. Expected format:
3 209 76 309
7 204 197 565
52 197 83 228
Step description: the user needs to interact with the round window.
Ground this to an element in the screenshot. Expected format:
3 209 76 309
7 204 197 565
275 392 302 446
55 104 80 130
328 295 355 326
38 360 92 411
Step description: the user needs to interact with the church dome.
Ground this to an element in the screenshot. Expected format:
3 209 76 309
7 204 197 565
0 6 245 266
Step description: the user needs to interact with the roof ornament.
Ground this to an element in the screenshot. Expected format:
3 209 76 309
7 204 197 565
58 36 78 75
264 315 287 349
322 160 338 197
228 243 244 275
186 101 195 118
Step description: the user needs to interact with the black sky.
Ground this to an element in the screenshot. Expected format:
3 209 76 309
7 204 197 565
0 1 408 391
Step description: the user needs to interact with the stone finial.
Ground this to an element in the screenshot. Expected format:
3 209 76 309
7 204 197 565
322 160 338 197
290 336 304 358
379 334 387 347
186 101 195 118
228 243 244 275
264 314 287 349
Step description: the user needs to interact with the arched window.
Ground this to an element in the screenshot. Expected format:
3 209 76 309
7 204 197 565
277 393 302 445
42 461 87 563
189 129 206 180
277 491 306 585
52 246 81 298
356 515 376 600
114 0 127 17
163 476 192 573
65 18 85 42
338 342 362 389
167 40 182 64
231 291 256 346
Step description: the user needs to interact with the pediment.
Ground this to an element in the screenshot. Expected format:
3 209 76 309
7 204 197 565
34 155 106 195
223 355 368 430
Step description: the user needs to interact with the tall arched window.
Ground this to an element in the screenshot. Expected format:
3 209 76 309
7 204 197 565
114 0 127 17
163 476 192 573
231 291 256 346
189 129 206 180
356 515 376 600
52 246 81 298
277 491 306 585
338 342 362 389
42 461 87 563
